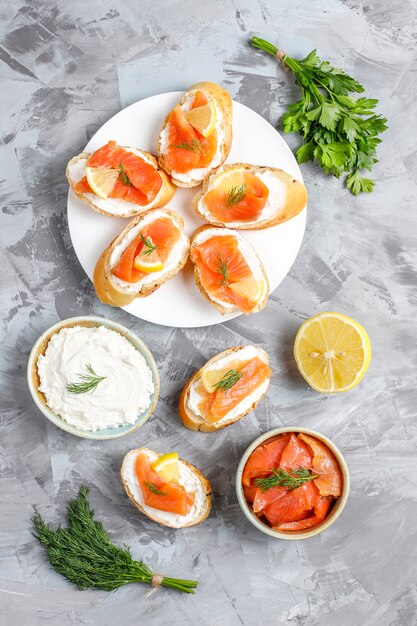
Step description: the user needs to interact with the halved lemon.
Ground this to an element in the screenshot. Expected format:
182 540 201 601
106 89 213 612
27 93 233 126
85 166 119 199
133 240 164 273
294 312 371 393
184 100 217 137
151 452 179 483
201 359 242 393
229 277 263 303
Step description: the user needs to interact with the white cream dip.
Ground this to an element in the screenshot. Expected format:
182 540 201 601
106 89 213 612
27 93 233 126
37 325 155 431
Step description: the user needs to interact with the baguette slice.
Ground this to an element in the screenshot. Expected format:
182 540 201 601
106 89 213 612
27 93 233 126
121 447 212 528
67 147 176 218
158 81 233 188
179 346 271 432
193 163 307 229
94 209 189 307
190 225 269 315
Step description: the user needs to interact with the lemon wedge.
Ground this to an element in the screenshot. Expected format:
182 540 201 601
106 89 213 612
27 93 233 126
294 312 371 393
151 453 179 483
201 359 242 393
133 237 164 273
229 277 263 303
85 166 119 199
184 100 217 137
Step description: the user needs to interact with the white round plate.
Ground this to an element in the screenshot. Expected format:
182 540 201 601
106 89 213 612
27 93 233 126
67 92 306 328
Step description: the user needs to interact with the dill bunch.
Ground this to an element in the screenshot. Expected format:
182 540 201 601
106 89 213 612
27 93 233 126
32 487 198 594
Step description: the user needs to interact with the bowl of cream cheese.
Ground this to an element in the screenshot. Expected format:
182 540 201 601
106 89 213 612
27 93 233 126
27 316 159 439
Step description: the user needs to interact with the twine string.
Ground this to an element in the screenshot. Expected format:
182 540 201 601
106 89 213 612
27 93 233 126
151 573 163 587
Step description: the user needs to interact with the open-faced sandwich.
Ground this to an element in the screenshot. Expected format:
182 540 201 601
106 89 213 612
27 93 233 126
179 346 271 432
94 209 189 307
67 140 176 218
190 226 269 314
158 82 233 188
121 448 211 528
193 163 307 229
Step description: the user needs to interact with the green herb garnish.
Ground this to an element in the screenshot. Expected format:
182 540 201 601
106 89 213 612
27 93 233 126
251 36 387 194
170 139 203 153
144 482 166 496
255 467 317 492
118 162 131 186
226 184 247 207
213 368 243 392
139 233 158 257
66 364 106 395
32 487 198 593
217 253 229 285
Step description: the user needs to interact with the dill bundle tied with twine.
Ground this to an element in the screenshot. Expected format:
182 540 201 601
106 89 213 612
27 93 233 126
32 487 198 594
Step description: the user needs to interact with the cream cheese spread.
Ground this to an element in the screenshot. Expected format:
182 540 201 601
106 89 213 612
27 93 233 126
37 325 155 431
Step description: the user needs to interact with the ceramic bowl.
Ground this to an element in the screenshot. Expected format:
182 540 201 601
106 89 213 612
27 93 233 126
27 316 159 440
236 427 350 540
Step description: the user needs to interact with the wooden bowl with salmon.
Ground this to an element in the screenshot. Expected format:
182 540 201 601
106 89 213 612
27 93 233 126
236 427 349 540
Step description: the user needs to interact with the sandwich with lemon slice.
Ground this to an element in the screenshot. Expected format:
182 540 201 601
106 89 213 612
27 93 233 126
179 346 271 432
158 82 233 187
67 140 176 218
93 208 190 307
121 448 212 528
193 163 307 229
189 226 269 315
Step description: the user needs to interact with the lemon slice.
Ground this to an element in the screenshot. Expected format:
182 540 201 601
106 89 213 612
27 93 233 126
133 238 164 274
229 277 263 303
294 312 371 393
151 452 179 483
184 100 217 137
201 359 242 393
85 166 119 199
211 169 246 193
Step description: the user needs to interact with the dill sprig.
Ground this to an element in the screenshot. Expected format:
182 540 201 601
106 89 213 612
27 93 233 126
170 139 203 153
212 369 243 392
217 253 229 285
66 364 106 395
139 233 158 257
118 163 131 186
144 482 166 496
226 184 247 207
255 467 317 492
32 487 198 594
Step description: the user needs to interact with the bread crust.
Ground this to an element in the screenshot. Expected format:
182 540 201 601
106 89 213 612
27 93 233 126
192 163 307 229
179 346 270 432
189 225 269 315
157 82 233 188
66 149 176 218
93 209 190 307
121 447 212 528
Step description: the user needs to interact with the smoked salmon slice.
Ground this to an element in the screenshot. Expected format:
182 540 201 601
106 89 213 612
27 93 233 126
164 91 218 174
111 217 181 283
274 496 331 531
197 357 271 423
74 141 162 205
135 452 195 516
204 173 269 223
264 481 317 526
242 434 291 487
280 434 313 471
298 433 342 497
191 235 258 313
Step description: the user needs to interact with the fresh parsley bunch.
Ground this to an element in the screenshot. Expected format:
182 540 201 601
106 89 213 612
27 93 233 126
251 37 387 194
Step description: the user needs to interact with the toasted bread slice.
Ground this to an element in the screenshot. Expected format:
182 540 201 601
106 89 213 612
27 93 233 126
190 225 269 315
179 346 271 432
121 447 212 528
158 81 233 188
67 148 176 218
93 209 189 307
193 163 307 229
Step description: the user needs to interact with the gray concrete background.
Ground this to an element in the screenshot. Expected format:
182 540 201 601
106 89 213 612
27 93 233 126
1 0 417 624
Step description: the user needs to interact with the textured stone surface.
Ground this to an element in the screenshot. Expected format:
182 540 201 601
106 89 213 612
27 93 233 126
1 1 417 624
